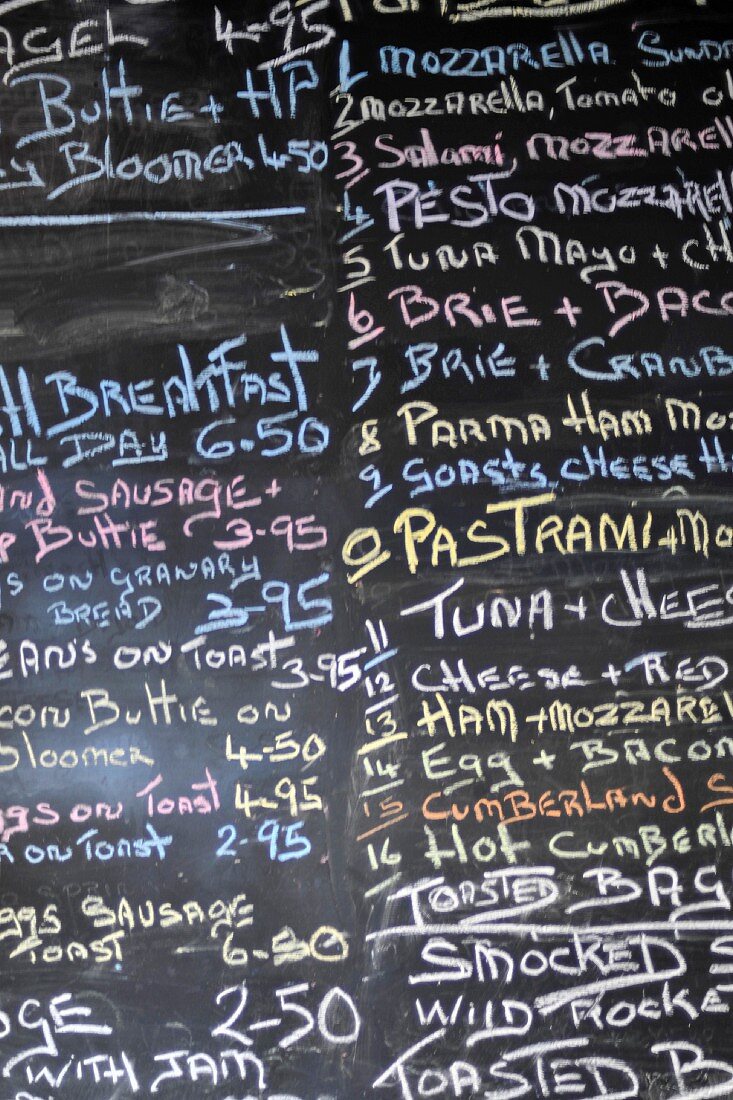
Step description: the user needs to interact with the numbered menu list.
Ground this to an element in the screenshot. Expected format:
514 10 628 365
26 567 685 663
1 0 733 1098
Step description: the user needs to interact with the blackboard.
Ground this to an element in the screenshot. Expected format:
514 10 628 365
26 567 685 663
0 0 733 1096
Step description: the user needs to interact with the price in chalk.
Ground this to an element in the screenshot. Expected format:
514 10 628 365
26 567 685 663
216 820 312 862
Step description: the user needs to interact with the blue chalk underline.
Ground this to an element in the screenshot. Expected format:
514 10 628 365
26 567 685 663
0 208 306 227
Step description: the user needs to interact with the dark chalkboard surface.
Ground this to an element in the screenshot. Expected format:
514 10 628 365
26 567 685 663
0 0 732 1096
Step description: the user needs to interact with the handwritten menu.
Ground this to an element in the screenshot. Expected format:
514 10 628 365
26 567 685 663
0 0 732 1095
